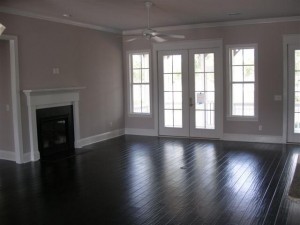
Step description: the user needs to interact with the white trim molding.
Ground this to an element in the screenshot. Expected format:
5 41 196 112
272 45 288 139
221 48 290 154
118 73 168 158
283 34 300 143
0 35 24 164
222 133 284 144
0 7 121 34
226 44 258 121
125 128 158 136
0 150 16 162
23 87 85 162
123 16 300 35
77 129 125 147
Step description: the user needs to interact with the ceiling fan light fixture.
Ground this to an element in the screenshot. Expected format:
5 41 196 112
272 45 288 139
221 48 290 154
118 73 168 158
0 23 6 35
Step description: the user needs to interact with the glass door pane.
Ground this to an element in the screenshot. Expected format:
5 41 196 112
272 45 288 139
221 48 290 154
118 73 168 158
189 47 222 139
163 55 183 128
287 44 300 143
194 53 215 129
158 50 189 137
294 50 300 133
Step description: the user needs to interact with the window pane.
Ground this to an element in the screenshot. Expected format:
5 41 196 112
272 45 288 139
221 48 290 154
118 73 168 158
164 110 173 127
195 73 204 92
206 111 215 129
133 85 141 113
164 55 172 73
173 110 182 128
205 92 215 111
173 73 182 91
133 69 141 83
232 49 243 65
164 74 172 91
142 54 149 68
142 85 150 113
295 72 300 92
194 54 204 72
295 92 300 113
205 73 215 91
244 49 254 65
132 55 141 69
295 50 300 71
244 83 254 116
205 53 214 72
244 66 255 82
232 66 243 82
295 112 300 133
196 110 205 129
164 92 173 109
173 55 181 73
142 69 149 83
232 83 243 115
173 92 182 109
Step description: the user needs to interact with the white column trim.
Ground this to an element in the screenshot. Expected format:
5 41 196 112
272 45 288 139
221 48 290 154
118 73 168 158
0 35 23 163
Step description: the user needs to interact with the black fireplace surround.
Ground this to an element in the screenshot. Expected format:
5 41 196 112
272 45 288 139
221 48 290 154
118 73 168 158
36 105 74 159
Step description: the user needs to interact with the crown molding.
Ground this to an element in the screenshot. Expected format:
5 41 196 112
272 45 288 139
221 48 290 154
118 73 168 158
123 16 300 35
0 7 121 34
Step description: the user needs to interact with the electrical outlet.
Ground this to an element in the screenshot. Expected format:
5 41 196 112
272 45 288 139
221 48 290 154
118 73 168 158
258 125 262 131
274 95 282 101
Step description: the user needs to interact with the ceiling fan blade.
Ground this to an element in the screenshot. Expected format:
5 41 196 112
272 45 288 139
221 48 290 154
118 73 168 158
152 36 167 42
155 32 185 39
125 37 139 42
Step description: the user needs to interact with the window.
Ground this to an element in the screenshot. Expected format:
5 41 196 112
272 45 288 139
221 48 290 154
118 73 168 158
128 52 151 115
227 45 257 120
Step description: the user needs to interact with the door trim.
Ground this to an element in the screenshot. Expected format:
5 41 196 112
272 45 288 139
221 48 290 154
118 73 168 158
283 34 300 143
153 39 223 138
0 35 23 163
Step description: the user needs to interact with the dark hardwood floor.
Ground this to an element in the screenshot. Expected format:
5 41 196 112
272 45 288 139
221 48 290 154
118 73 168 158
1 135 300 225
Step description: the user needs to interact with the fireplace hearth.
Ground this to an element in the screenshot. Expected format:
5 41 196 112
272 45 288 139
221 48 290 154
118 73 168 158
36 105 74 159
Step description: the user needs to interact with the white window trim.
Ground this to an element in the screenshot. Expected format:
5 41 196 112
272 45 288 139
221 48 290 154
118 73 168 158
127 50 152 117
226 44 258 121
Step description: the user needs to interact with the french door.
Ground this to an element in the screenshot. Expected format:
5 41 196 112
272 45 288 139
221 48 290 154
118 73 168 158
158 47 222 138
287 44 300 142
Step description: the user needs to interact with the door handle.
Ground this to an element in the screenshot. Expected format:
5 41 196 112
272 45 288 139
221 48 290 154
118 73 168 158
189 97 194 107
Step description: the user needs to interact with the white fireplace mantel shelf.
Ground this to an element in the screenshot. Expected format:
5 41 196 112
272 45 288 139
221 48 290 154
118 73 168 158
23 87 85 162
23 87 85 94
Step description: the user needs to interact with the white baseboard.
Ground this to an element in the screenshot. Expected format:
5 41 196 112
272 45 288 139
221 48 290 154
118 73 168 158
222 133 284 144
22 152 40 163
0 150 16 162
77 129 125 148
125 128 158 136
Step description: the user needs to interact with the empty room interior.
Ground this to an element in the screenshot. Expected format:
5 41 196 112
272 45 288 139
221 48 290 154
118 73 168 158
0 0 300 224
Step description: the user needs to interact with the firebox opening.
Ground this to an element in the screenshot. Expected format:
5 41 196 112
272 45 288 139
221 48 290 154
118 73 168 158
36 105 74 159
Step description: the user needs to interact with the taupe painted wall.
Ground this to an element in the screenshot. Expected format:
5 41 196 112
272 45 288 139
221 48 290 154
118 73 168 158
0 13 124 153
0 40 14 151
123 21 300 136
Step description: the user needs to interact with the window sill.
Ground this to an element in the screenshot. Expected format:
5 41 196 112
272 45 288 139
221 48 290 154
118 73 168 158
226 115 258 122
128 113 152 118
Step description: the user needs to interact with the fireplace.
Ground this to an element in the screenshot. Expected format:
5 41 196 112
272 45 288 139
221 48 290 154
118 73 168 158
23 87 84 162
36 105 74 158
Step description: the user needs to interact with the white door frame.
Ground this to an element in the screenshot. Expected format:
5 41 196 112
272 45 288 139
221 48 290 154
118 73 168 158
283 34 300 143
153 39 223 138
0 35 23 163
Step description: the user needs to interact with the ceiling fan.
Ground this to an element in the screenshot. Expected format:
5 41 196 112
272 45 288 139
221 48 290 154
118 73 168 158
125 1 185 43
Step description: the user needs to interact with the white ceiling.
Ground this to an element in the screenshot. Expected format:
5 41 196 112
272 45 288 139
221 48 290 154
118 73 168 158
0 0 299 31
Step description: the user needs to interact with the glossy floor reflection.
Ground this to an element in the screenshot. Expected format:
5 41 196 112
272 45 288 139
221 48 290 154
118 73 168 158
0 135 300 225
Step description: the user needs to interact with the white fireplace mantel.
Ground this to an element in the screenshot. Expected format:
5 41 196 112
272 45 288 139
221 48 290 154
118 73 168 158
23 87 85 161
